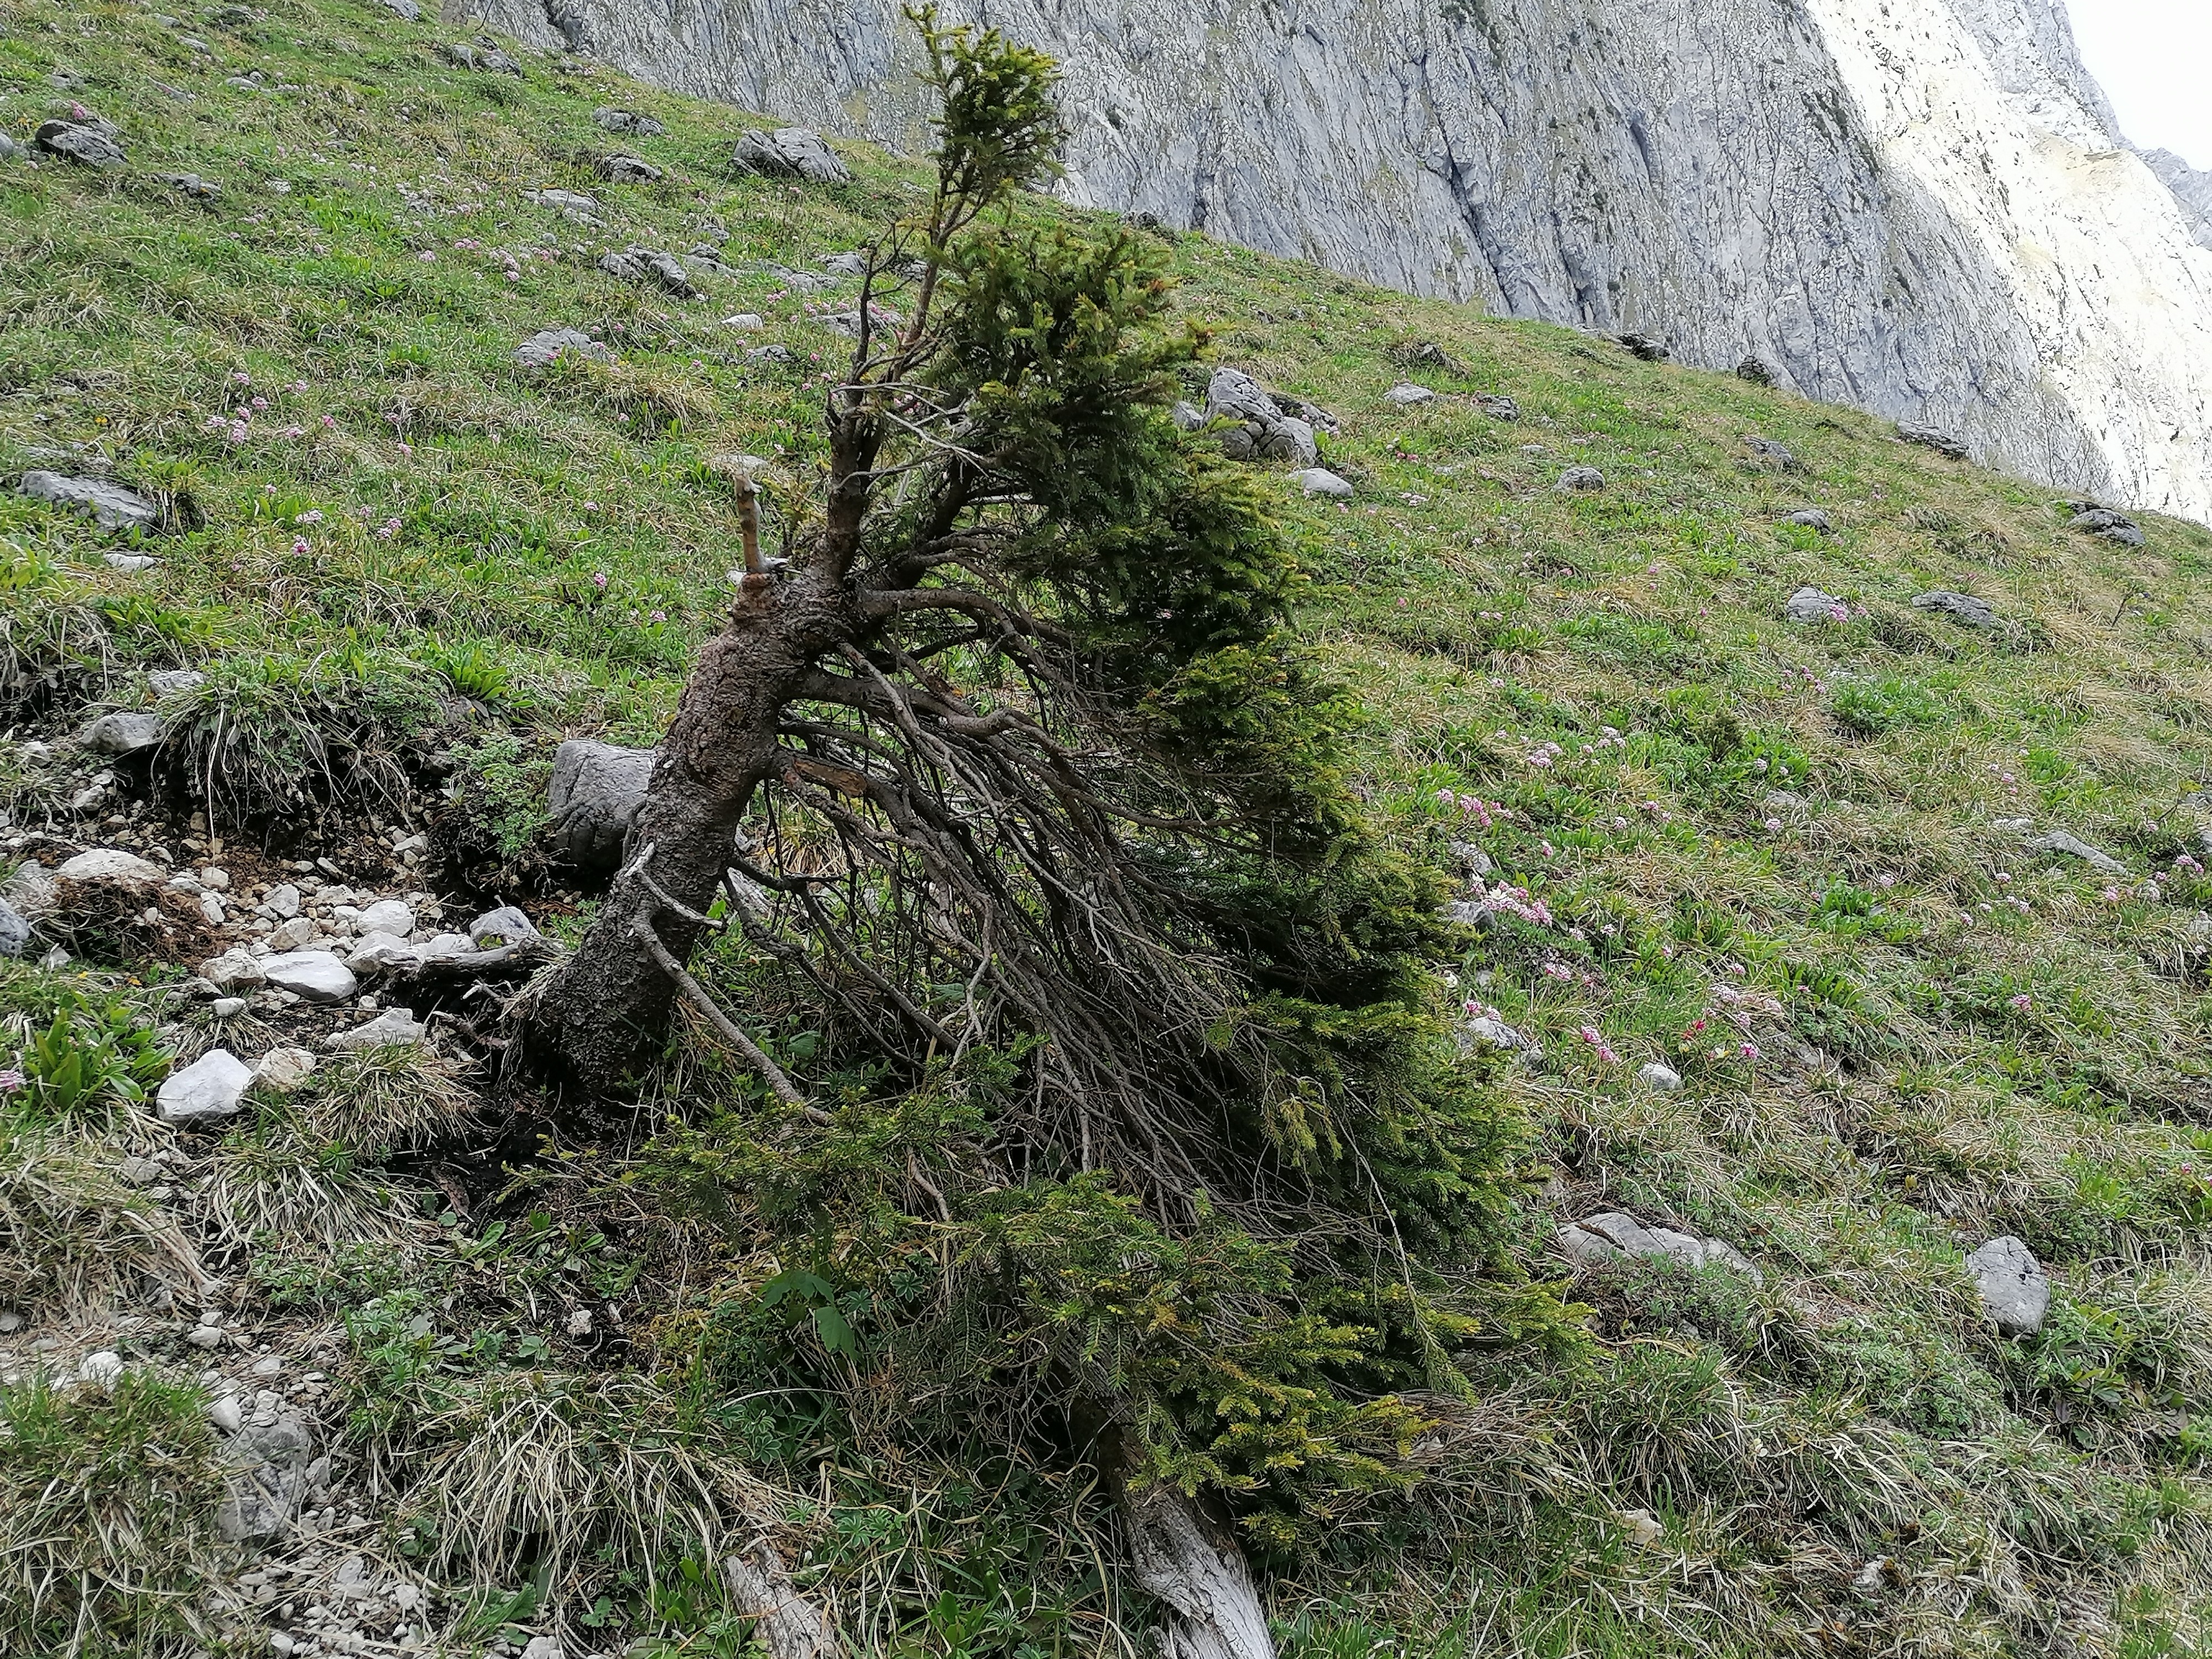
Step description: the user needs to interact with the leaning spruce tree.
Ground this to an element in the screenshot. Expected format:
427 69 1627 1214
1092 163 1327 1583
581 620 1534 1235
519 13 1543 1656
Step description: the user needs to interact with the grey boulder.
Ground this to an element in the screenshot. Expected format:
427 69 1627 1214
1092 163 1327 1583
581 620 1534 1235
1477 394 1521 420
156 1048 254 1123
594 107 665 135
1913 590 2000 630
59 848 165 890
18 471 159 532
1287 467 1353 498
440 41 522 75
1206 368 1318 466
1744 436 1796 467
549 739 655 874
2027 828 2126 875
378 0 422 18
1785 586 1847 624
1637 1061 1685 1091
2068 505 2145 546
1897 422 1970 460
1384 383 1436 406
594 154 664 184
328 1007 428 1052
1784 508 1833 533
1558 1211 1760 1282
1556 466 1605 492
34 120 126 169
77 712 161 756
217 1408 317 1542
1965 1235 2049 1337
598 247 695 298
0 898 28 958
733 126 851 183
469 905 540 946
514 326 609 369
260 951 358 1004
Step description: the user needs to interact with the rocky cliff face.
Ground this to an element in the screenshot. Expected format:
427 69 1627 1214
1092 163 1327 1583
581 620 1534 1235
457 0 2212 523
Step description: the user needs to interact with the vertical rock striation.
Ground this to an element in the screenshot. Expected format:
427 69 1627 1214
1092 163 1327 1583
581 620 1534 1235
454 0 2212 522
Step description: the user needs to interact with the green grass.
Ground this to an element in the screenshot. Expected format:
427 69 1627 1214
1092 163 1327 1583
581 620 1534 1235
7 0 2212 1653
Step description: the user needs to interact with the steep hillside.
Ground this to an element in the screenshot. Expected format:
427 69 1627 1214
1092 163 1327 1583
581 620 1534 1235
456 0 2212 529
6 3 2212 1658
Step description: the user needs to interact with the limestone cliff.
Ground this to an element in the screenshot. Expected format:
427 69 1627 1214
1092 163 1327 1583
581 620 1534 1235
457 0 2212 523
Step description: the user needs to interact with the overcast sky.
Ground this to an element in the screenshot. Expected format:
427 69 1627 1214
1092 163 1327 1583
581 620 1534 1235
2064 0 2212 168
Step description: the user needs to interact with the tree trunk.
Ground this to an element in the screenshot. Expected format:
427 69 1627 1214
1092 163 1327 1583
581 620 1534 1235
519 577 854 1093
1109 1435 1277 1659
723 1543 837 1659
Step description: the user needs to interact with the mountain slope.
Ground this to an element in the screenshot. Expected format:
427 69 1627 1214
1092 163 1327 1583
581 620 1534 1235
5 3 2212 1656
458 0 2212 528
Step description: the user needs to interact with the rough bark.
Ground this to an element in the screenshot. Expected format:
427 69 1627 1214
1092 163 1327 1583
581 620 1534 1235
722 1543 837 1659
1102 1426 1275 1659
519 573 860 1091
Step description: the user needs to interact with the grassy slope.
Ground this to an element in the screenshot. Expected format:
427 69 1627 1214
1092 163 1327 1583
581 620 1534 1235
6 0 2212 1654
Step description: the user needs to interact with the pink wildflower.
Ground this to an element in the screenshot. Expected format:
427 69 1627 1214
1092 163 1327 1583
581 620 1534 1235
2008 994 2032 1012
291 538 310 555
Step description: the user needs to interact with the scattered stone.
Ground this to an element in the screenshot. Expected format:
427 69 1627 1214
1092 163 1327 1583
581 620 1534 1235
77 1350 126 1386
733 126 851 182
1783 508 1833 533
33 120 127 169
1897 422 1970 460
469 905 540 946
1384 383 1437 406
748 343 795 364
514 326 610 369
117 1154 165 1186
260 884 301 920
598 246 695 297
201 948 267 991
1912 590 2000 630
18 471 160 532
594 153 664 184
1736 356 1776 385
355 899 416 937
253 1046 318 1093
156 1048 254 1123
1557 1211 1760 1281
2027 828 2126 875
1459 1013 1536 1055
1784 586 1848 624
548 739 655 874
1287 467 1353 498
1637 1061 1685 1092
59 848 166 890
1477 394 1521 420
1965 1235 2049 1337
104 552 159 572
1206 367 1319 466
524 186 599 214
2067 505 2145 546
206 1392 244 1432
1447 842 1492 876
0 899 28 959
0 134 23 164
1620 1508 1665 1547
217 1407 317 1541
156 171 222 199
439 40 522 75
345 930 420 973
328 1007 427 1051
1171 399 1204 430
1556 466 1605 492
1614 332 1670 362
78 712 161 756
0 1309 21 1333
1744 436 1797 467
260 951 358 1004
148 669 205 697
211 997 246 1017
721 312 764 331
594 107 665 135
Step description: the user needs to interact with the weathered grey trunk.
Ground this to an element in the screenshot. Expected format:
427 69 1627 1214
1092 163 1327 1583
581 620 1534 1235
1123 1479 1276 1659
520 575 857 1092
723 1543 837 1659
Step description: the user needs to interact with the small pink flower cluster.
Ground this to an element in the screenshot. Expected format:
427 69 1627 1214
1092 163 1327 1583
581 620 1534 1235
2008 994 2033 1012
1474 884 1553 927
2174 853 2206 878
1434 789 1510 828
1578 1026 1623 1065
374 517 401 541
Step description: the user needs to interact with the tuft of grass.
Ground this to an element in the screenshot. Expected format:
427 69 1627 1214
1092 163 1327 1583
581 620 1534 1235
0 1369 230 1659
0 1123 205 1318
289 1044 482 1158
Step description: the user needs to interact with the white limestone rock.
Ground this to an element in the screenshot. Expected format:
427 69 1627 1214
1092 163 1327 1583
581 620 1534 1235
260 951 357 1004
156 1049 254 1123
1966 1234 2051 1337
328 1008 428 1051
253 1046 318 1093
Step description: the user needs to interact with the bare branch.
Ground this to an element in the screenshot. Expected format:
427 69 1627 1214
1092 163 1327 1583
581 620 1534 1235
633 918 825 1119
